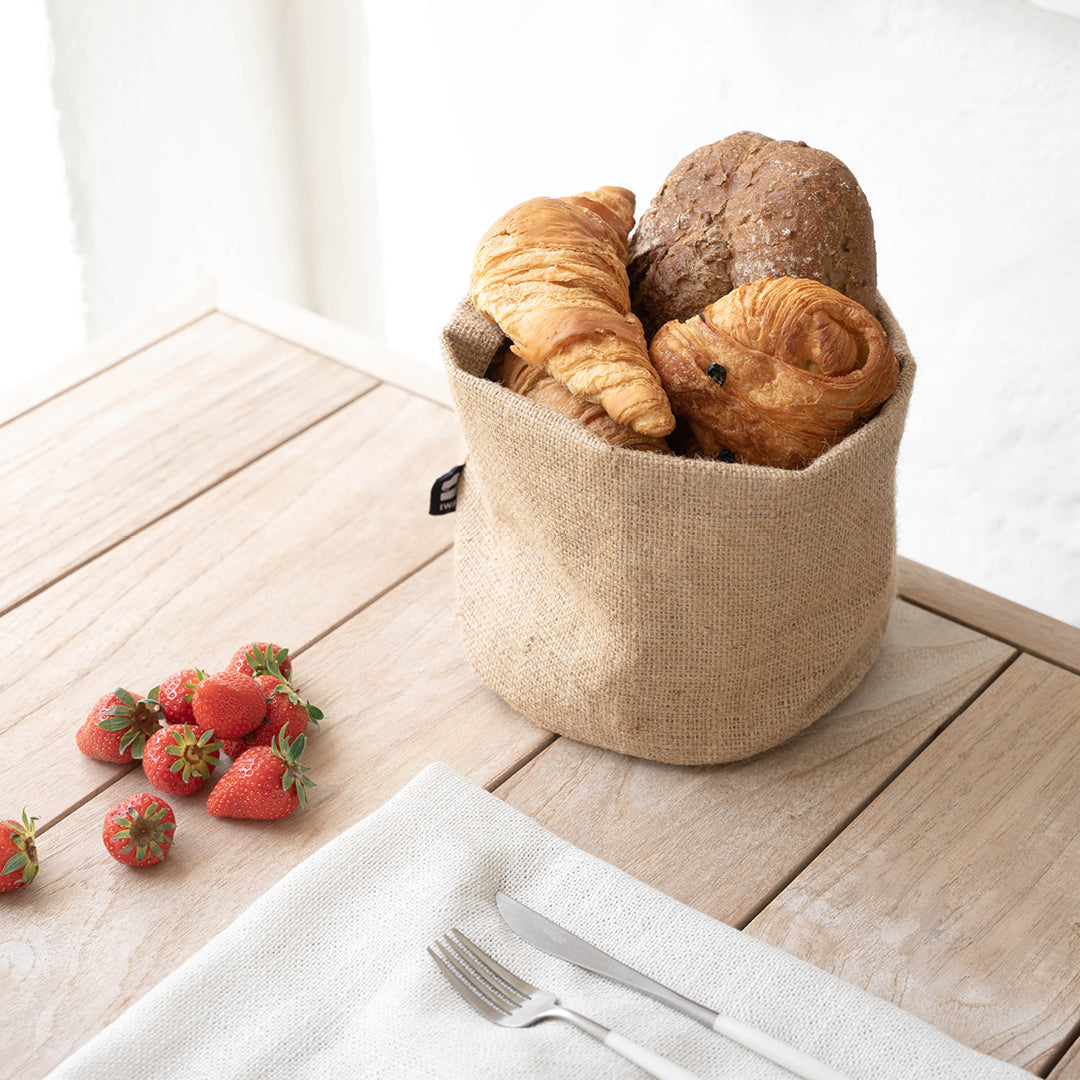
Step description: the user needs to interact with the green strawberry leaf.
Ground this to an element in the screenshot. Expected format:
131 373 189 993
3 851 28 875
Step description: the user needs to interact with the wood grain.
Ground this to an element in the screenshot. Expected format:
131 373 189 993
1 553 547 1080
0 381 464 829
0 312 372 615
496 600 1016 927
899 556 1080 673
747 653 1080 1075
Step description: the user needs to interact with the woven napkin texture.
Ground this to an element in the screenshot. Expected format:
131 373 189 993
441 297 917 764
48 763 1032 1080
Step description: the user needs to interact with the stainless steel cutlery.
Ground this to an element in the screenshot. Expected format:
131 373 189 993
495 891 853 1080
429 928 701 1079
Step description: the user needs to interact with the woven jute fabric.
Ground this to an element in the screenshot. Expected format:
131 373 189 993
440 296 916 764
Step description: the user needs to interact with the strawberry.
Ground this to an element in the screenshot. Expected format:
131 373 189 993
158 668 203 727
206 729 314 820
102 793 176 866
233 674 322 751
218 738 250 761
1 811 39 891
230 642 293 682
191 671 265 739
257 690 313 746
142 724 222 796
75 688 164 762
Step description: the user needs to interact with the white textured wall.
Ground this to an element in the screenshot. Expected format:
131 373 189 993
365 0 1080 627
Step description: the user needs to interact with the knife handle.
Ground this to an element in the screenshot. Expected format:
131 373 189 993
712 1014 852 1080
603 1029 703 1080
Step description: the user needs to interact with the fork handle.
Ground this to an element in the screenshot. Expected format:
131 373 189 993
602 1029 703 1079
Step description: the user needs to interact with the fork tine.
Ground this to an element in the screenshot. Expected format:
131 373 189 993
427 943 507 1022
440 934 526 1008
447 929 538 997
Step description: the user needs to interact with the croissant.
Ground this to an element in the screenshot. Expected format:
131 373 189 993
471 186 675 437
648 277 899 469
492 344 670 454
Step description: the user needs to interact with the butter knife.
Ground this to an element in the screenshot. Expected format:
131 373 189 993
495 892 852 1080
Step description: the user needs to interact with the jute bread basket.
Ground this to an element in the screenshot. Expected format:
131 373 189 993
440 294 915 765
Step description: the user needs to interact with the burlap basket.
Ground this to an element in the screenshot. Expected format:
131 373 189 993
440 295 916 765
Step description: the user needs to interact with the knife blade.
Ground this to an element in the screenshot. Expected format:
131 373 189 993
495 891 852 1080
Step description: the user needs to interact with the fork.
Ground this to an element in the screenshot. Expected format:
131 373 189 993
429 929 702 1079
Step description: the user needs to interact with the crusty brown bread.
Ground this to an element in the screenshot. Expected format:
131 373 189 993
648 277 898 469
491 344 671 453
471 186 675 437
627 133 878 339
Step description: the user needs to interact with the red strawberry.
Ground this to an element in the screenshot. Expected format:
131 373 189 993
75 688 164 762
218 738 250 761
102 793 176 866
1 811 39 891
230 642 293 681
206 730 313 820
236 675 321 750
158 668 203 727
142 724 222 796
191 671 265 739
256 691 312 746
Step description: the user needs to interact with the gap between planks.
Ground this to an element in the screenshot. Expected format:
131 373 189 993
0 302 219 432
735 647 1022 931
33 540 456 839
1045 1013 1080 1079
0 383 379 623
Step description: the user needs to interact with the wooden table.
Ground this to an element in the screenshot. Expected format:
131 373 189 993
3 281 1079 1079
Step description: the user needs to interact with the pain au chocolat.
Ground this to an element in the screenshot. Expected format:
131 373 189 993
648 276 898 469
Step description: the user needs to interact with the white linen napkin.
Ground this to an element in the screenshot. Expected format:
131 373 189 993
47 762 1034 1079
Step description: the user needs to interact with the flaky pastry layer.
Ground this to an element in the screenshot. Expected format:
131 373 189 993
471 186 674 437
649 277 899 468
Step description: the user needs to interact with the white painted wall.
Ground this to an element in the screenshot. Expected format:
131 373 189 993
0 0 84 391
43 0 382 340
22 0 1080 627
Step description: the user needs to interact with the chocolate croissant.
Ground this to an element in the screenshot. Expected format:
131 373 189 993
492 344 670 454
648 277 899 469
471 186 675 437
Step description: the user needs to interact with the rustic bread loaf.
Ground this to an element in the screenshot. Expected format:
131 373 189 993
627 132 878 339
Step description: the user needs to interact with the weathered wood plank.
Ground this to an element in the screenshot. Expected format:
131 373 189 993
496 600 1016 928
1 553 546 1080
898 556 1080 673
0 381 463 829
747 653 1080 1075
0 312 372 615
0 282 218 428
215 278 453 408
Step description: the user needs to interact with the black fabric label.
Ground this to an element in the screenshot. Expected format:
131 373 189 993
429 464 465 515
